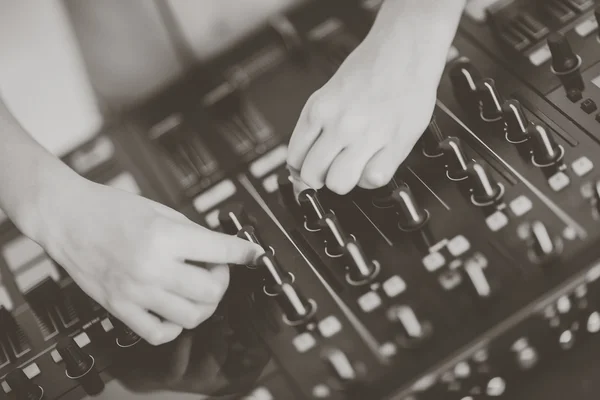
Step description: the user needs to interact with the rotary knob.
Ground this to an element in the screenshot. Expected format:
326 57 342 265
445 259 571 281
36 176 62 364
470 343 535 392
441 137 470 180
6 369 43 400
298 189 327 231
502 99 530 143
274 282 316 326
449 57 483 114
218 203 251 235
319 213 350 257
371 178 402 208
390 185 429 230
477 78 503 122
548 32 584 91
524 221 563 263
110 316 142 348
343 239 380 285
387 305 432 347
528 124 564 167
57 337 105 396
421 116 445 157
257 252 292 294
466 161 504 206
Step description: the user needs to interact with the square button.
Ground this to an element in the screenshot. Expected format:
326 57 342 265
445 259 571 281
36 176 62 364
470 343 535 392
528 45 551 66
74 332 91 348
292 332 316 353
51 349 62 363
510 196 533 217
422 252 445 272
572 156 593 177
101 318 114 332
581 99 598 114
448 235 470 257
575 18 598 37
486 211 508 232
318 315 342 338
244 387 273 400
262 174 279 193
566 88 583 103
358 292 381 313
204 209 220 229
23 363 41 379
439 271 462 291
382 275 406 298
548 172 570 192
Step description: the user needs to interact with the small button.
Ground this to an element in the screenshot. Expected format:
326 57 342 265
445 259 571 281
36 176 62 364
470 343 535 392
566 88 583 102
572 156 594 177
422 252 445 272
205 209 220 229
74 332 91 348
581 99 598 114
528 45 551 66
448 235 470 257
51 349 62 363
548 172 570 192
510 196 533 217
101 318 114 332
358 292 382 313
379 342 397 357
575 17 598 37
318 316 342 338
1 381 10 393
439 270 463 291
244 387 273 400
486 211 508 232
22 363 41 379
292 332 316 353
262 174 279 193
382 275 406 297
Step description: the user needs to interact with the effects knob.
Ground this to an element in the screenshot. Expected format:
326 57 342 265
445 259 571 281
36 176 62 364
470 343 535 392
421 116 445 157
449 57 483 114
257 252 292 294
319 213 350 257
298 189 327 231
6 369 43 400
110 316 142 348
466 161 504 206
371 178 402 208
218 203 251 235
343 239 380 285
274 282 316 326
547 32 584 91
477 78 503 122
57 337 105 396
390 185 429 230
502 99 530 143
441 137 470 180
524 221 563 263
528 124 564 167
387 305 432 347
323 348 358 383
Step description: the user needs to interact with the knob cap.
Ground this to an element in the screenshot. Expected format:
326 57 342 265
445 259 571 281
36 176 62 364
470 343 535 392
387 305 432 346
319 213 350 257
421 116 445 157
218 203 251 235
343 239 379 285
6 369 43 400
323 348 357 382
441 137 470 180
528 124 563 167
449 57 483 114
371 178 402 208
502 99 530 143
57 337 105 395
298 189 327 231
111 316 142 348
275 282 316 326
525 221 562 262
548 32 580 74
391 185 428 230
466 161 504 206
257 252 291 292
477 78 503 122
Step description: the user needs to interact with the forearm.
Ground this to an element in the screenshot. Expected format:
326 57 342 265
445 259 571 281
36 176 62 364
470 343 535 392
0 97 78 239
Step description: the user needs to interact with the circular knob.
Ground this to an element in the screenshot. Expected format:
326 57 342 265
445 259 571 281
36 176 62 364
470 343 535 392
298 189 327 231
343 239 380 285
390 185 429 230
524 221 562 263
320 213 350 257
6 369 44 400
371 178 402 208
236 225 265 247
57 337 105 396
449 57 483 114
528 124 564 167
421 116 445 157
323 348 358 382
257 252 291 294
218 203 251 235
502 99 530 143
477 78 503 122
548 32 581 75
387 305 432 347
440 137 470 180
275 282 316 326
111 316 142 348
466 161 504 206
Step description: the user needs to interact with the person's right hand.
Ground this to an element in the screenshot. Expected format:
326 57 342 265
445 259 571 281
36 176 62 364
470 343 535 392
24 174 263 346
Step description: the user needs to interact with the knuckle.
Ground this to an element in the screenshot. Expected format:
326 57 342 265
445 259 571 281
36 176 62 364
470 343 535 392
336 113 368 136
308 94 337 123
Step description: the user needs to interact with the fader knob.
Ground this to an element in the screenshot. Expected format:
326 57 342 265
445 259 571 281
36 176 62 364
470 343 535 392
343 239 379 285
275 282 316 326
323 348 358 382
57 337 105 396
110 317 142 348
528 124 564 167
6 369 43 400
218 203 251 235
477 78 503 122
525 221 562 262
298 189 327 231
502 99 530 143
466 161 504 206
257 252 290 292
421 116 445 157
388 305 432 346
390 185 429 230
547 32 584 91
449 57 483 114
440 137 470 180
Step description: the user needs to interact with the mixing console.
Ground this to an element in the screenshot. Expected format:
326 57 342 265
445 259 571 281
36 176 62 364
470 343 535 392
2 0 600 398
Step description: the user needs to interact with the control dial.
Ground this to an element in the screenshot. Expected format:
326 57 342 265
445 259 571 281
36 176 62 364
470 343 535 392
527 124 564 167
390 185 429 230
441 137 470 181
274 282 316 326
387 305 432 347
218 203 251 235
257 252 292 294
547 32 584 92
110 316 142 348
343 239 380 285
6 369 43 400
502 99 530 143
298 189 327 231
477 78 503 122
319 213 350 257
449 57 483 114
57 337 105 396
421 116 445 157
371 178 402 208
466 161 504 206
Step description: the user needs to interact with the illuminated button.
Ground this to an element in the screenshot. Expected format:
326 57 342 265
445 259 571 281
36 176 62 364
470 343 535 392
2 236 45 272
106 172 141 194
262 173 279 193
422 252 445 272
510 196 533 217
101 318 114 332
1 382 9 394
448 235 470 257
486 211 508 232
379 342 397 357
22 363 41 379
528 45 551 66
548 172 570 192
74 332 91 348
439 270 462 291
244 387 273 400
51 349 62 363
312 384 331 398
205 209 220 229
572 156 593 177
292 332 316 353
319 315 342 338
0 286 13 311
575 17 598 37
250 145 287 178
358 292 381 313
382 275 406 298
15 258 60 293
193 180 236 213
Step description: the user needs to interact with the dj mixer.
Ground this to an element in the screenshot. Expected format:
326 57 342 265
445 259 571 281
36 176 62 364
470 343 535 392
2 0 600 398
